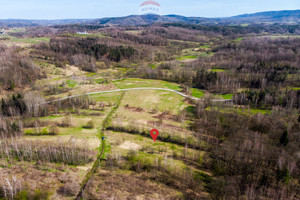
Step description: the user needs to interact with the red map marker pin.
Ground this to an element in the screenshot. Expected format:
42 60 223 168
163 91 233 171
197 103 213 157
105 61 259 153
150 129 159 142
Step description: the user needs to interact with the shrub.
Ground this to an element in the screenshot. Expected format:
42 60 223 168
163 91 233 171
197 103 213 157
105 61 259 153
60 116 72 127
49 125 60 135
24 129 36 135
83 120 94 129
14 190 28 200
41 128 49 135
15 189 51 200
57 181 80 197
24 126 59 136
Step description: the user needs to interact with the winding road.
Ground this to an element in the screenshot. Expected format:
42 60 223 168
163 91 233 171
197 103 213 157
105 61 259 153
44 88 233 104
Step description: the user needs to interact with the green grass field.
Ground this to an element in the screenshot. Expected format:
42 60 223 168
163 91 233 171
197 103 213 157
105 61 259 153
200 45 210 48
190 88 205 98
119 89 186 113
113 78 181 91
210 68 227 72
9 36 50 44
207 106 271 115
291 87 300 90
89 92 123 102
177 55 198 61
66 80 78 88
234 37 243 42
213 94 234 100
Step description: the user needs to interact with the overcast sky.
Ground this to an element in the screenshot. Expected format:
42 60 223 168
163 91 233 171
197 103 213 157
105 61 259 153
0 0 299 19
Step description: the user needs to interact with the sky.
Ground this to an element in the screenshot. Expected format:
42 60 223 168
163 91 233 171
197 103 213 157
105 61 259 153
0 0 299 19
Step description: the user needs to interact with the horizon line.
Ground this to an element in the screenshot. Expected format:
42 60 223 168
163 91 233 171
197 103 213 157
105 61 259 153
0 9 299 21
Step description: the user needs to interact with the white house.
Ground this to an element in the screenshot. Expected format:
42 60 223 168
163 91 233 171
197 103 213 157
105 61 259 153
76 31 89 35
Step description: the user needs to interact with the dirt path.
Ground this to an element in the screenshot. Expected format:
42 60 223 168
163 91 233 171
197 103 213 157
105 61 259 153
44 87 233 104
75 92 125 200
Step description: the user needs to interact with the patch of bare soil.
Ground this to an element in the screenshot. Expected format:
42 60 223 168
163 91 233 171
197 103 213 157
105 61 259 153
124 105 145 112
83 169 184 200
153 113 178 121
147 121 181 131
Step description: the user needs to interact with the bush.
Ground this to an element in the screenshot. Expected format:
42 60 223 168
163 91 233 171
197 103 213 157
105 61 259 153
57 181 80 197
14 190 28 200
41 128 49 135
83 120 94 129
14 189 51 200
24 126 59 136
49 125 60 135
60 116 72 127
24 129 35 135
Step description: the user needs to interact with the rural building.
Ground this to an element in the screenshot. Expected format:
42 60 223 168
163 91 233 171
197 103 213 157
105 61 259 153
76 31 89 35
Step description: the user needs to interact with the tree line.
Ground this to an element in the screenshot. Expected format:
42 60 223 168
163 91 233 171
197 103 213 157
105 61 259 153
192 101 300 199
36 37 136 71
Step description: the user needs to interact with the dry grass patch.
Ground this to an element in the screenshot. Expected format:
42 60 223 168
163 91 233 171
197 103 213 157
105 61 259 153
65 65 84 76
84 169 184 200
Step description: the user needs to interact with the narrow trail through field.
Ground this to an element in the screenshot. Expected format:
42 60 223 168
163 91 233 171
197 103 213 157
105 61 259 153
45 88 233 104
75 92 125 200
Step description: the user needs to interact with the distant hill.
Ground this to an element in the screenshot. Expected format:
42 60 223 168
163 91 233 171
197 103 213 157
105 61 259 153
228 10 300 24
87 14 220 26
0 19 94 27
0 10 299 27
86 10 300 26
